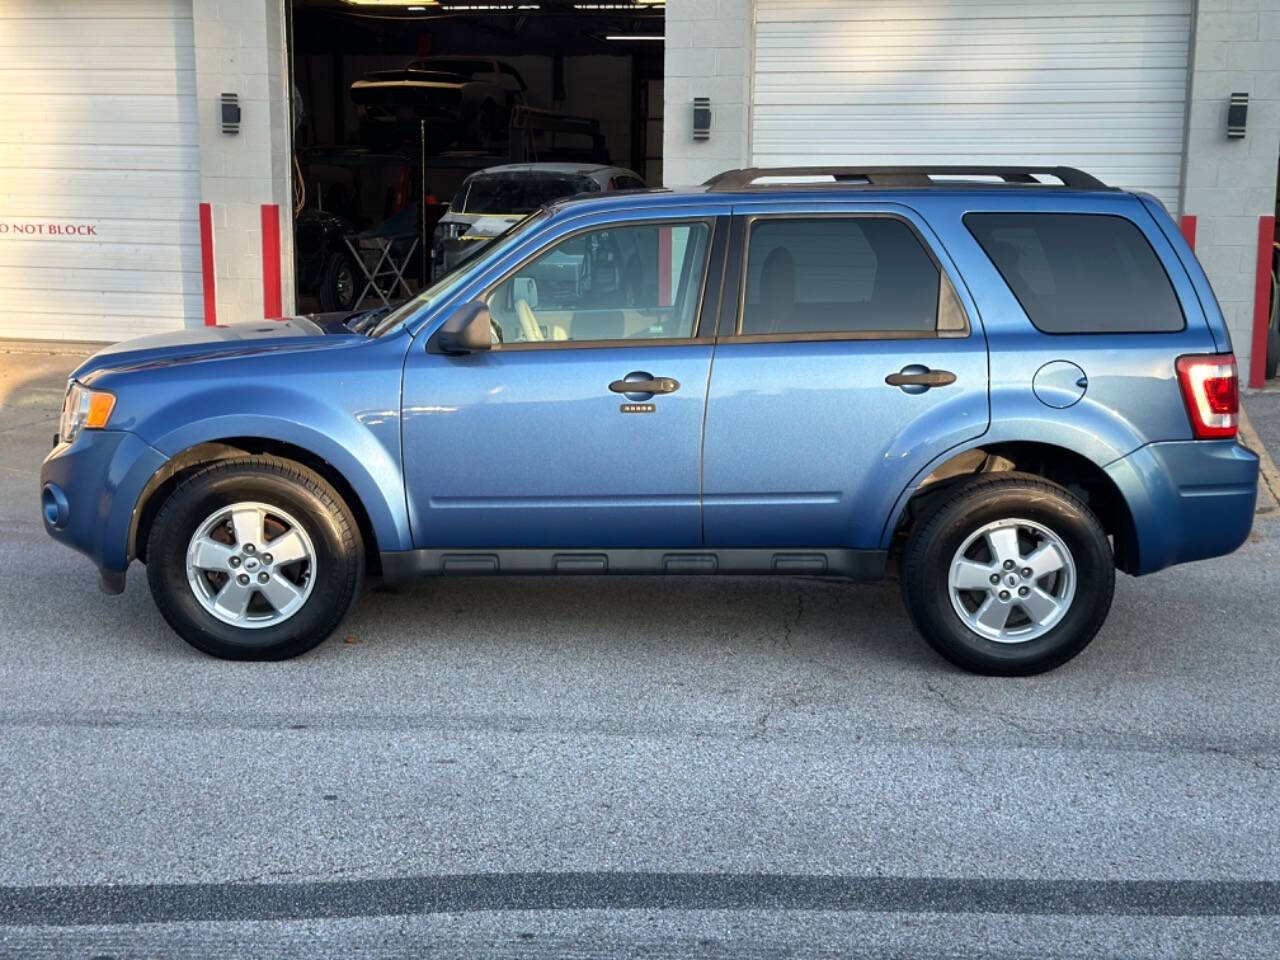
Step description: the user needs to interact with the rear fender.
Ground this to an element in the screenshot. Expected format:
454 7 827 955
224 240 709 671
878 401 1149 548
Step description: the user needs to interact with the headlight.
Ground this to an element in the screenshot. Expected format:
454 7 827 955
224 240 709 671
58 382 115 445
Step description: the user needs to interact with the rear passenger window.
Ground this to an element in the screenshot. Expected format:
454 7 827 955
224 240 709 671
965 213 1185 334
740 217 966 337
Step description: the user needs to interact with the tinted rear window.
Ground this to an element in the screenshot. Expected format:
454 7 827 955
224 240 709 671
741 217 964 336
965 213 1184 334
457 175 596 215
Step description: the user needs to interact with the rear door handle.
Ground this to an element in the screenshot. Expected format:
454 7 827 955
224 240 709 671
609 375 680 396
885 366 956 390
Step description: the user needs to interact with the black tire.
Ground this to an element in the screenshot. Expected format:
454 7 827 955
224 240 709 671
900 473 1114 676
318 250 360 313
146 456 364 661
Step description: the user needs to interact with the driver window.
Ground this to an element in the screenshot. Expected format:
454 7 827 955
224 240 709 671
485 221 711 344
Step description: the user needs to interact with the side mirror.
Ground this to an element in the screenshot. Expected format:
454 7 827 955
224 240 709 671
430 300 493 355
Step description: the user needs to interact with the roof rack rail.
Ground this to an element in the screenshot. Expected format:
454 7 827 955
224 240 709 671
703 166 1110 191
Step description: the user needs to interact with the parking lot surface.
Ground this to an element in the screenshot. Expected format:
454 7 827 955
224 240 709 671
1 342 1278 958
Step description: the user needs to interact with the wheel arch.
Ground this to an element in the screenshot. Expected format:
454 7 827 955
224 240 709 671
889 440 1141 574
130 438 386 576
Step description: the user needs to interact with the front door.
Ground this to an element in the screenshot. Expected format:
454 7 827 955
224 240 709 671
701 204 991 548
402 214 724 548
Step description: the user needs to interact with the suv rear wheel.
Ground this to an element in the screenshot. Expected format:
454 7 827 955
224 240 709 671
146 456 364 660
900 473 1114 675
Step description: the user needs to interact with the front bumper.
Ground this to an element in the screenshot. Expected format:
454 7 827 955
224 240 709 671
40 430 168 593
1105 439 1259 575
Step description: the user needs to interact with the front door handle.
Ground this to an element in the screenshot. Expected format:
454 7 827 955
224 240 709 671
609 374 680 397
885 365 956 391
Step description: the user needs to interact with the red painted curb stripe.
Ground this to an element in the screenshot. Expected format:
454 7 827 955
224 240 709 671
261 203 282 319
199 202 216 326
1179 214 1197 250
1248 215 1275 389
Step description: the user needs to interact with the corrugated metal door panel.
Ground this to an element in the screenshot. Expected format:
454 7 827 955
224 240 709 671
0 0 200 341
752 0 1191 212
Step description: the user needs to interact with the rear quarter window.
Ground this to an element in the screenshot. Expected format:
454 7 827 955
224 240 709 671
964 213 1185 334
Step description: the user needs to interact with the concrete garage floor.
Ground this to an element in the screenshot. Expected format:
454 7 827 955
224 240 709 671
1 342 1278 958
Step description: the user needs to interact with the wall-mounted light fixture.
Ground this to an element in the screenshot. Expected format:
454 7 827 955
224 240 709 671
1227 92 1248 139
220 93 241 135
693 97 711 141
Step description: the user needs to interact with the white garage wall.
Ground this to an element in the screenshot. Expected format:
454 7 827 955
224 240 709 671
0 0 202 341
752 0 1192 211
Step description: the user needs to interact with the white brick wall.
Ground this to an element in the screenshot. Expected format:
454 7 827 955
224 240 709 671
1179 0 1280 377
193 0 294 321
662 0 754 186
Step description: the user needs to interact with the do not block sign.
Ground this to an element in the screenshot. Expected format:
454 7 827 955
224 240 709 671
0 221 99 237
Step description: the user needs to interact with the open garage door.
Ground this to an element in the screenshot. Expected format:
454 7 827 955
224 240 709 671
752 0 1192 212
289 0 663 313
0 0 201 341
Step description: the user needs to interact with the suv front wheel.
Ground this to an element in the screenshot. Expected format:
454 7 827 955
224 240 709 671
146 456 364 660
901 473 1114 675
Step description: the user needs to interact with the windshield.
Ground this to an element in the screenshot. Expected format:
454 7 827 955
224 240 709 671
367 210 547 338
456 175 597 216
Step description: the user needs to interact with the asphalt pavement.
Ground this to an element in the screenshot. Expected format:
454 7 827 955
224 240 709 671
1244 387 1280 475
1 342 1278 958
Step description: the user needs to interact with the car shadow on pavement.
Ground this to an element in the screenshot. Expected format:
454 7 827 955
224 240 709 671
347 573 932 667
36 564 934 671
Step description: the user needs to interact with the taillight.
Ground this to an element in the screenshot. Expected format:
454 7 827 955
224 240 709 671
1175 354 1238 439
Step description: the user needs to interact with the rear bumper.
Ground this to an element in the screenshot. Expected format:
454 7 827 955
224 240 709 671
40 430 168 593
1105 439 1259 575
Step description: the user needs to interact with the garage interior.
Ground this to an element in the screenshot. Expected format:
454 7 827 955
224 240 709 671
289 0 664 311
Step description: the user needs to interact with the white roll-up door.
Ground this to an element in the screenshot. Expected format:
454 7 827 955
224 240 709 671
0 0 200 341
752 0 1191 210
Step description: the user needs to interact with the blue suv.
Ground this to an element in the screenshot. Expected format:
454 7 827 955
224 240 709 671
41 166 1259 674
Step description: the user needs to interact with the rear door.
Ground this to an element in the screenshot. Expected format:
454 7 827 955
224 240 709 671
701 201 990 548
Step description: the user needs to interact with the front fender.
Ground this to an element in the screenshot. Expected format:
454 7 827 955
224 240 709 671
82 336 414 554
146 405 412 553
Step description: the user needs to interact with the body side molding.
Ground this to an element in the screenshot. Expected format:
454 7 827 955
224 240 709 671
379 547 888 581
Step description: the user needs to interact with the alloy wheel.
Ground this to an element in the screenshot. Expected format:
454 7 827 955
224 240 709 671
947 517 1076 643
185 501 317 629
